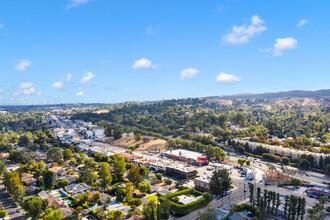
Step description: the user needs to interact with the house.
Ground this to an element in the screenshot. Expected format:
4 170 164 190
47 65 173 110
65 183 91 195
48 196 65 209
21 173 36 186
57 169 67 177
38 190 50 200
214 208 230 220
60 207 72 219
80 209 90 216
194 176 211 191
85 130 94 139
93 128 105 139
229 211 250 220
99 193 112 205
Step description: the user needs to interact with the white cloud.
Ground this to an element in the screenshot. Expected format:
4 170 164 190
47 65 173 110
52 81 64 90
76 91 84 97
0 88 4 94
274 37 297 56
223 15 267 44
216 72 240 83
66 74 73 82
37 92 43 96
180 68 199 80
66 0 91 9
298 19 308 27
0 23 4 29
19 82 36 95
132 58 154 69
146 25 160 35
14 59 32 72
80 72 95 84
259 48 272 53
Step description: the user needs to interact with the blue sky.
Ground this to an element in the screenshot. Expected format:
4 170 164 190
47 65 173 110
0 0 330 104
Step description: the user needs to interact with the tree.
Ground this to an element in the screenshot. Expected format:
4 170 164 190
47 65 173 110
91 191 102 204
256 187 261 207
105 210 124 220
135 133 142 141
325 164 330 175
4 171 24 202
213 147 226 161
238 158 246 167
125 182 134 202
209 169 232 197
197 208 217 220
143 201 156 220
113 155 126 178
47 147 63 162
159 199 171 219
155 173 162 181
42 207 62 220
0 160 5 177
299 159 311 170
113 128 123 139
245 160 251 166
43 170 56 190
248 183 254 205
63 148 73 160
57 179 69 188
99 162 112 189
282 156 290 165
127 166 142 187
139 181 151 193
164 178 173 185
139 166 150 177
81 168 99 186
290 177 302 186
300 198 306 220
22 196 43 219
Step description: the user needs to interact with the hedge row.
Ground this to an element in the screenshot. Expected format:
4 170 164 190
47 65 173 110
160 189 212 216
170 196 210 216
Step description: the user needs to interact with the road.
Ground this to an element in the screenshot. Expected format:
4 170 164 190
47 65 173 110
54 115 323 218
0 182 25 220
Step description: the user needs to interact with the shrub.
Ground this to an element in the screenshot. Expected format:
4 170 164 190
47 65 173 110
155 173 163 181
160 189 212 216
290 177 302 186
129 198 142 206
164 178 173 185
0 210 7 218
230 204 259 216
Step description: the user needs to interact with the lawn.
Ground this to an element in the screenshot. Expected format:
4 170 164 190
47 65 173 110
146 194 158 202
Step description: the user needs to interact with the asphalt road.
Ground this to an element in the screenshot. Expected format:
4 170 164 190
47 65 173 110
0 182 25 220
54 115 325 219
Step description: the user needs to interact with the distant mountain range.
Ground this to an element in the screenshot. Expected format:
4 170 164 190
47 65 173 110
217 89 330 100
2 89 330 111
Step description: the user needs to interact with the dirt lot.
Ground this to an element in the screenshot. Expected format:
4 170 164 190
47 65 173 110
112 136 168 151
266 171 291 183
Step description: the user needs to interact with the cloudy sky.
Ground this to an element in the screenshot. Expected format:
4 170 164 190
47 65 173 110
0 0 329 104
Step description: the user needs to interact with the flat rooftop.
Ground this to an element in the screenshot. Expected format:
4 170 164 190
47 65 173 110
167 164 196 172
163 149 205 160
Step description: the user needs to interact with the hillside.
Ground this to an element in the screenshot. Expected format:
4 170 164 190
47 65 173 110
218 89 330 100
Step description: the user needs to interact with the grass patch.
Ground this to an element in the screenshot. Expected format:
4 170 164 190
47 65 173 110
146 194 158 202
